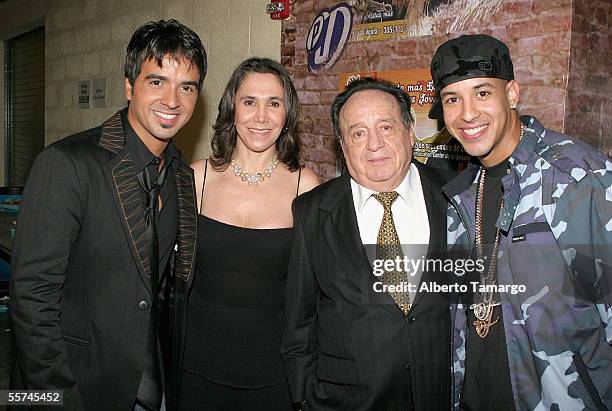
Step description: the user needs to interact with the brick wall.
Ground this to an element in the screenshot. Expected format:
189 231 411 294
564 0 612 157
283 0 610 181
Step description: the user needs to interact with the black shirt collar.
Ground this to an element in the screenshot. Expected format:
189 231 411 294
485 155 511 178
120 108 180 173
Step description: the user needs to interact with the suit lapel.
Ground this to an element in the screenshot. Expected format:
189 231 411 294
100 111 152 293
99 111 199 292
173 161 197 285
321 174 403 316
410 162 447 309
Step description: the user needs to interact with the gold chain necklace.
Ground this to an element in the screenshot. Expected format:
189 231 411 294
231 157 279 186
470 124 524 338
471 166 503 339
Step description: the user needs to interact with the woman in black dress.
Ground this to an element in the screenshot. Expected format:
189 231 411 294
177 58 319 410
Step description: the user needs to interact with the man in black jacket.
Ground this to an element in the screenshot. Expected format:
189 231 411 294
282 78 454 410
10 20 204 411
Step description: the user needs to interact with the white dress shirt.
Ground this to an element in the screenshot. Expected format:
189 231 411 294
351 163 430 246
351 163 430 300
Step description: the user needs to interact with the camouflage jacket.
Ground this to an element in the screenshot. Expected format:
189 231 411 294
444 116 612 410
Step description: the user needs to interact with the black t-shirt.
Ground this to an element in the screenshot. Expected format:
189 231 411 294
460 159 515 411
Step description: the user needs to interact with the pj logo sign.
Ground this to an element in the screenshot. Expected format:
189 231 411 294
306 3 353 72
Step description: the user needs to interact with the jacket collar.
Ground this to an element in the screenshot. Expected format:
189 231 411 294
99 111 197 286
442 116 568 233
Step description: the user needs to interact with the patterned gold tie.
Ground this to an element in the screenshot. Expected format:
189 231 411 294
373 192 411 315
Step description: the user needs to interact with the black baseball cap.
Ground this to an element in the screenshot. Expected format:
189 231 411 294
428 34 514 119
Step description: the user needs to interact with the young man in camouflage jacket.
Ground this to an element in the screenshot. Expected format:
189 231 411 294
429 34 611 410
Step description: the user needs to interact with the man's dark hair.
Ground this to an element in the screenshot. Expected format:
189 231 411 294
331 77 414 141
124 19 207 91
210 57 301 172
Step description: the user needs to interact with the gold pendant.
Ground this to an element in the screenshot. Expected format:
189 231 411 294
474 314 499 339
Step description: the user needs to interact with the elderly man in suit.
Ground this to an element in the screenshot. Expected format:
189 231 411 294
282 77 455 410
10 20 205 411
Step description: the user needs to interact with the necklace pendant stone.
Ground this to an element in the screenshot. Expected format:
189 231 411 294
474 303 484 319
474 315 499 339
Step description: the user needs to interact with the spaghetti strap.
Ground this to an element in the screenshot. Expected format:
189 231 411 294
199 159 208 215
295 166 302 198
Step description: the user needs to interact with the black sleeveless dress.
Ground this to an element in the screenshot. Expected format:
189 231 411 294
178 166 297 410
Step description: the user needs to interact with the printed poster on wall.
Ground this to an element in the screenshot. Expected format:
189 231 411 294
306 1 504 72
339 69 470 172
349 0 503 42
350 0 412 42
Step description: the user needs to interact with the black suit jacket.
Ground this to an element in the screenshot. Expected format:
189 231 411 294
9 111 197 411
282 161 454 411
